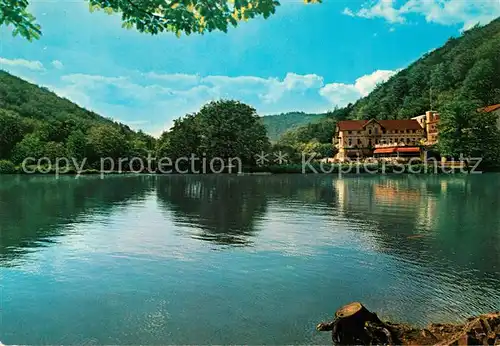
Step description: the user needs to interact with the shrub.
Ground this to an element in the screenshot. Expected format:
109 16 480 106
0 160 17 174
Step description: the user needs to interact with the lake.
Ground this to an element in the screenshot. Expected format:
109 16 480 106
1 174 499 344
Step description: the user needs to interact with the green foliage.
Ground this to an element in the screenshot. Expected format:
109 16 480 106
157 100 270 166
66 130 88 160
2 0 321 40
0 70 156 170
198 100 269 163
438 99 500 165
0 160 16 174
460 59 497 104
271 108 345 160
43 141 67 162
11 133 44 164
157 114 201 159
261 112 326 142
0 109 27 159
0 0 41 40
87 125 129 160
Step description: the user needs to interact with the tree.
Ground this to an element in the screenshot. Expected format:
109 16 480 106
469 110 500 166
43 141 67 162
430 63 451 94
0 110 26 159
66 130 88 161
197 100 269 164
156 114 201 159
461 59 496 105
11 133 45 164
1 0 321 41
436 98 500 166
87 125 128 162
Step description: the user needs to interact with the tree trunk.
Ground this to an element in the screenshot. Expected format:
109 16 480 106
318 302 394 345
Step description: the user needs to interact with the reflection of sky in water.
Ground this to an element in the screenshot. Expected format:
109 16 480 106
1 174 499 344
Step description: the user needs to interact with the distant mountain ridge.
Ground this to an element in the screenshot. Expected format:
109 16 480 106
261 111 327 142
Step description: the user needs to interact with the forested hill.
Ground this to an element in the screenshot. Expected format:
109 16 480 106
261 112 326 141
280 16 500 144
0 70 113 125
347 17 500 120
0 70 155 167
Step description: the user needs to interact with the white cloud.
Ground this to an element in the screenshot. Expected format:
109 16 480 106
342 8 355 17
52 60 64 69
0 57 44 71
356 0 405 23
343 0 500 30
319 69 398 107
49 71 327 135
144 72 200 87
5 63 397 137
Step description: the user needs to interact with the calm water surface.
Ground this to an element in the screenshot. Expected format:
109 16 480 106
1 174 499 344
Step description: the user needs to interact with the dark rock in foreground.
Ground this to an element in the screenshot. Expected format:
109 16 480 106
317 302 500 345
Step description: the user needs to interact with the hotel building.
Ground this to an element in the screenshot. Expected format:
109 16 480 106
334 111 440 161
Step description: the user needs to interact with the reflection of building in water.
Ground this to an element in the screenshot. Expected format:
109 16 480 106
334 179 347 211
374 182 421 204
441 180 448 194
332 178 440 233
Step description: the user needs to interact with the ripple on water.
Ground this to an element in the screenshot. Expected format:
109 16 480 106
1 174 500 344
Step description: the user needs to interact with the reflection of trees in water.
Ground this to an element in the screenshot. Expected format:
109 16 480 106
0 175 154 266
156 175 339 246
156 175 269 246
331 175 500 277
3 173 499 280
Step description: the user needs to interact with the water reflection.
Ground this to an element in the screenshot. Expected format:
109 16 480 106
0 175 155 266
1 174 499 275
156 175 268 245
331 175 500 277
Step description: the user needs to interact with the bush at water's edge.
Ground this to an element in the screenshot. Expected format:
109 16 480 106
0 160 16 174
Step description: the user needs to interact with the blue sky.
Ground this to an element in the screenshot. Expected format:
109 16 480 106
1 0 500 136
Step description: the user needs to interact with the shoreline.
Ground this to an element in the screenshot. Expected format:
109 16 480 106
1 163 500 175
317 302 500 345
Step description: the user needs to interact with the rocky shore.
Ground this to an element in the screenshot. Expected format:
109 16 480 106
317 302 500 345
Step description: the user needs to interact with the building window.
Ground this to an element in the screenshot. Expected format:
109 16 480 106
406 138 410 143
369 129 372 135
358 139 362 145
349 140 352 146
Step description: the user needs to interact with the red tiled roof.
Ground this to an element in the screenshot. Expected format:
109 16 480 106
479 104 500 113
397 147 421 153
378 120 423 130
337 119 423 131
337 120 368 131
